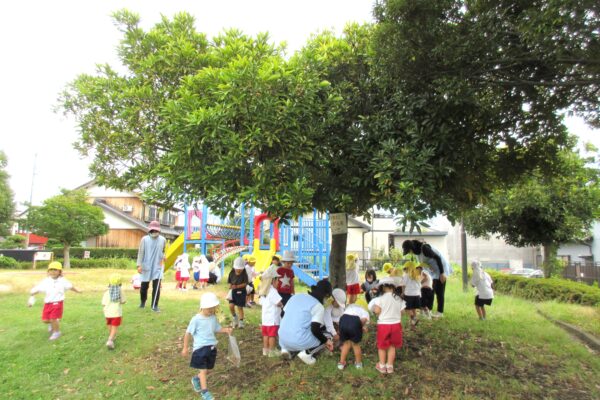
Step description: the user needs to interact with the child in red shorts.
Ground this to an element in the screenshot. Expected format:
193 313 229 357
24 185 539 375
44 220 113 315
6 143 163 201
102 274 127 349
28 261 82 340
258 267 283 356
345 254 360 304
368 277 405 374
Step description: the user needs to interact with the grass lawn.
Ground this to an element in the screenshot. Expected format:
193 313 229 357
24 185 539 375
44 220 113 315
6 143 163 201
1 268 599 400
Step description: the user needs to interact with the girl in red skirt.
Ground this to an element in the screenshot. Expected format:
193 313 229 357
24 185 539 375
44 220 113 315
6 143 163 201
345 254 360 304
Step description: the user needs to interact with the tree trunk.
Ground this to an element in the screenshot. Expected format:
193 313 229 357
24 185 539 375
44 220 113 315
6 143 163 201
63 243 71 269
542 242 556 278
461 218 468 292
329 213 348 289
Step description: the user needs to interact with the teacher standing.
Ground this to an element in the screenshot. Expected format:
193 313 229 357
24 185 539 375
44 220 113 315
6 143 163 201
136 220 166 312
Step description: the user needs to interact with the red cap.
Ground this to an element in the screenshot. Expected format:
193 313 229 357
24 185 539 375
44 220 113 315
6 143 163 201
148 221 161 233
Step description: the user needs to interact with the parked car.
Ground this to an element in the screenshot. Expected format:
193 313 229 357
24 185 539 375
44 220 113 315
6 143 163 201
510 268 544 278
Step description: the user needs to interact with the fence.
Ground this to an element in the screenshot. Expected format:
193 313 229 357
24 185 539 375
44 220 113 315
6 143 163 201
562 263 600 285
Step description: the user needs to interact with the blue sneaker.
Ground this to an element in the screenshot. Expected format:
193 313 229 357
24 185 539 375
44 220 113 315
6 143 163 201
191 376 201 392
201 390 214 400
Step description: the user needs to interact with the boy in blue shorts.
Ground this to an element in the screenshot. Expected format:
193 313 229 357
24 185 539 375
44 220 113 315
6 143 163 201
182 292 232 400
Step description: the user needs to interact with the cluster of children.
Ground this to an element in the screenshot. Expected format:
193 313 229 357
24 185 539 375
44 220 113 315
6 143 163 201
174 253 221 291
27 250 495 400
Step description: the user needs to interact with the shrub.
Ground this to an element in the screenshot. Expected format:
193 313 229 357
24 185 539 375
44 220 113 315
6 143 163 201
51 247 138 259
489 271 600 306
0 255 18 268
16 258 135 270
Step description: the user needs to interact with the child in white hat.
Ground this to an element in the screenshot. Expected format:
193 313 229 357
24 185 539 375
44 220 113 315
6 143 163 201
368 277 405 374
276 250 296 308
182 292 232 400
259 267 283 356
228 257 249 328
324 288 346 345
102 273 127 349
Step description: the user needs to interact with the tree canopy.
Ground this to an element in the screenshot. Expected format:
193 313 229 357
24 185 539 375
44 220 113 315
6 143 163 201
0 151 16 236
26 190 107 267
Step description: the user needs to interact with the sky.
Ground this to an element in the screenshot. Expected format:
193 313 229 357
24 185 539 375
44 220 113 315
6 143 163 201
1 0 597 211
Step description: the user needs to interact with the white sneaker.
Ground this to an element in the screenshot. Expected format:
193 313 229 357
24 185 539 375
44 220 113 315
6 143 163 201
238 319 245 328
432 312 444 319
280 349 292 360
262 348 268 356
106 340 115 350
232 314 239 328
49 332 61 341
297 350 316 365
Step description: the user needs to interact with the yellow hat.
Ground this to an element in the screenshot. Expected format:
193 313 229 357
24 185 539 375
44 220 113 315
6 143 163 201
272 254 281 260
48 261 62 271
247 255 256 263
346 254 358 262
382 263 393 273
109 273 122 286
242 254 250 261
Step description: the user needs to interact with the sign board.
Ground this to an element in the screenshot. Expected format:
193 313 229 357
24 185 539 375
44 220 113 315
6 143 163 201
83 251 91 259
330 213 347 235
34 252 53 261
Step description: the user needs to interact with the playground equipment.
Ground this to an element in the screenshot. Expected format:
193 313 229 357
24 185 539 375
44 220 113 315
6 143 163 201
164 204 330 286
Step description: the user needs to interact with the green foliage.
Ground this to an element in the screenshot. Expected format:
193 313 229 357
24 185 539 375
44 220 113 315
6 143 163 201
16 258 134 270
0 255 17 268
0 234 26 249
0 151 16 236
50 247 138 259
490 271 600 306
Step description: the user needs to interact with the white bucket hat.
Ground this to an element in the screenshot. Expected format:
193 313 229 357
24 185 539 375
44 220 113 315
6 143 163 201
281 250 296 262
377 276 397 288
332 288 346 306
233 257 245 270
200 292 220 309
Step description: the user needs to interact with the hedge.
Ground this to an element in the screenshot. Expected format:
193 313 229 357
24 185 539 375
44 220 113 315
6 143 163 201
0 255 18 268
13 258 135 270
51 247 138 260
489 271 600 306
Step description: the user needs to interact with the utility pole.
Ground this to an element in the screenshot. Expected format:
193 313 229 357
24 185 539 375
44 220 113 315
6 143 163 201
24 153 37 249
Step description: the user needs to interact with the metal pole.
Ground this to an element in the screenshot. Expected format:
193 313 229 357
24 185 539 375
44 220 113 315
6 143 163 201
461 217 468 292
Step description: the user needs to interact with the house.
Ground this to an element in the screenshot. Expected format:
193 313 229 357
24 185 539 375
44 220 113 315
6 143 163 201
556 221 600 265
76 181 182 248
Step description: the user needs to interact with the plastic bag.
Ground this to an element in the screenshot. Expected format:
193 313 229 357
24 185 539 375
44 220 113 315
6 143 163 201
227 335 241 367
226 290 233 301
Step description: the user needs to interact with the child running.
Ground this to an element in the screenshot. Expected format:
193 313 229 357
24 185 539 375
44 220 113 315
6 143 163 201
102 273 126 349
182 292 232 400
228 257 249 328
400 261 422 330
258 267 283 357
471 261 494 320
345 254 360 304
28 261 82 340
337 301 369 370
368 277 405 374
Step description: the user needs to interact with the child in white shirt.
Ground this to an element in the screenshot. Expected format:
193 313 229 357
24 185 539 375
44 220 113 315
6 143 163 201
324 288 346 346
337 303 370 370
417 265 433 319
198 255 210 289
28 261 82 340
102 273 127 349
192 256 202 289
178 254 191 291
345 254 360 304
258 268 283 357
368 277 405 374
470 261 494 320
400 261 422 330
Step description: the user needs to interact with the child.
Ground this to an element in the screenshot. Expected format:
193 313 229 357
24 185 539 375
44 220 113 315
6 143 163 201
368 277 404 374
361 269 379 304
418 264 433 319
192 255 202 290
28 261 82 340
276 251 296 307
245 255 258 307
228 257 249 328
345 254 360 304
131 272 141 290
259 268 283 357
324 288 346 345
181 292 232 400
471 261 494 320
179 254 191 291
198 255 210 289
102 273 126 349
207 256 220 284
174 254 183 290
337 301 370 370
400 261 422 330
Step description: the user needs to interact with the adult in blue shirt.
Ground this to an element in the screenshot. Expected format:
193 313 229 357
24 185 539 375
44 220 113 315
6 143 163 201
279 280 333 365
136 220 166 312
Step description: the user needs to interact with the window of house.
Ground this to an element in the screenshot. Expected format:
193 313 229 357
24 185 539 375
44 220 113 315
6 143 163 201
148 206 158 221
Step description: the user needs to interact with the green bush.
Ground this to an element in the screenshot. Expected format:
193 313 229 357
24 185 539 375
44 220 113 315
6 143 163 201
489 271 600 306
0 255 18 268
16 258 135 270
51 247 138 259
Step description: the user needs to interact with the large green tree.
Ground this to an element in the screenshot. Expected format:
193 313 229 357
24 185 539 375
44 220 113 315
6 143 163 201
464 143 600 277
0 151 16 236
26 190 108 267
